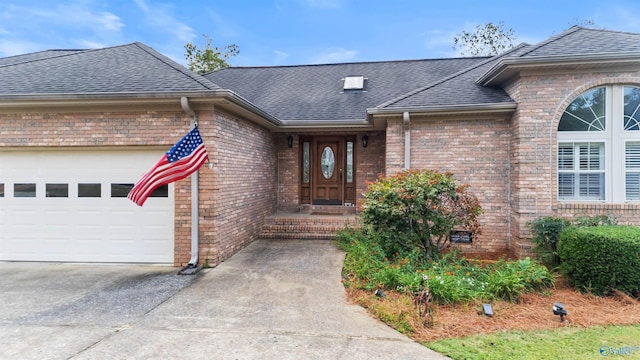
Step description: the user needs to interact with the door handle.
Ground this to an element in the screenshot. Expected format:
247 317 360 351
339 169 343 184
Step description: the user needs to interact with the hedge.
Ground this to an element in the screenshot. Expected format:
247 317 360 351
557 225 640 296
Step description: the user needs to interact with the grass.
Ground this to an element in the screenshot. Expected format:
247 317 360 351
426 325 640 359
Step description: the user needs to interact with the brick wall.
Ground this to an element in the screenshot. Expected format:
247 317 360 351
385 118 405 175
356 131 385 210
505 70 640 256
0 111 188 147
276 133 299 211
406 115 512 256
201 109 277 267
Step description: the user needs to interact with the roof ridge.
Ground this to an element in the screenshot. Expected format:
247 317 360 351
131 42 220 90
515 26 583 58
0 49 88 68
207 56 492 73
376 44 527 109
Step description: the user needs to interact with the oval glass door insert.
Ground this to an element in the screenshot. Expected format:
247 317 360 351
321 146 335 179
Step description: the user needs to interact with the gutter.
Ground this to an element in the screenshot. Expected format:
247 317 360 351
403 112 410 169
180 97 200 271
0 89 283 129
477 52 640 86
367 102 517 117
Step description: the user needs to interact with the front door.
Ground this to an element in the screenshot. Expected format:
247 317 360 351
299 136 356 206
314 139 342 205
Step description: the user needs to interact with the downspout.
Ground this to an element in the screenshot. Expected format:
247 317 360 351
403 111 411 169
181 97 199 268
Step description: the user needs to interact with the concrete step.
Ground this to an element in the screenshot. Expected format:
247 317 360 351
260 213 359 240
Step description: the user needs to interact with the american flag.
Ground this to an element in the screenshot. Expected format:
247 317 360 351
128 126 208 206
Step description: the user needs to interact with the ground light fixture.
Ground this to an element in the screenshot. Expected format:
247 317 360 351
552 302 568 321
482 303 493 317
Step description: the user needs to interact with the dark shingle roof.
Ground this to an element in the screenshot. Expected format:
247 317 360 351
0 43 220 95
204 58 485 121
518 26 640 58
380 45 534 110
0 49 84 67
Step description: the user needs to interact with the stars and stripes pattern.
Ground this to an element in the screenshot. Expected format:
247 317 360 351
128 126 208 206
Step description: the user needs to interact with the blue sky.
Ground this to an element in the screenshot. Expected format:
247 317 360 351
1 0 639 66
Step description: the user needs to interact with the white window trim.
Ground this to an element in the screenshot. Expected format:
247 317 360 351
558 84 640 203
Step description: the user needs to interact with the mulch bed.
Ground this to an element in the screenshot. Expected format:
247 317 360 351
346 278 640 342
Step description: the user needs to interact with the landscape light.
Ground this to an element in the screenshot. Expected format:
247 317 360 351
552 302 568 321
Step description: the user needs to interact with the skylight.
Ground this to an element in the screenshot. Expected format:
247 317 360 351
343 75 364 90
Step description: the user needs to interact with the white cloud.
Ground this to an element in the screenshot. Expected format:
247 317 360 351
422 29 458 57
311 47 358 64
133 0 150 13
75 39 108 49
0 39 41 57
274 50 289 62
595 6 640 32
96 12 124 32
0 1 126 56
133 0 194 42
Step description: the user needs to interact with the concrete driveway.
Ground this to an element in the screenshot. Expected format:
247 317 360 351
0 240 448 359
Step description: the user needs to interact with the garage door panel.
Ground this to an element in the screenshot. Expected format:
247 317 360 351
0 150 174 263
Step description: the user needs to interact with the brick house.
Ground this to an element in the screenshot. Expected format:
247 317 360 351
1 26 639 265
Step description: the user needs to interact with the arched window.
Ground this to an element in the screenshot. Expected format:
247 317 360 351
558 85 640 202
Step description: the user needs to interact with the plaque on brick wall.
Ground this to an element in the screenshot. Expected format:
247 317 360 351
450 230 473 243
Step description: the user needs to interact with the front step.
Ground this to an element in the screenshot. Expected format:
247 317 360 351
260 213 359 240
299 205 357 215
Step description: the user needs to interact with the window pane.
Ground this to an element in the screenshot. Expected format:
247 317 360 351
626 143 640 169
625 142 640 200
558 87 606 131
626 173 640 200
346 141 353 183
558 145 574 170
303 142 310 183
0 183 4 197
149 184 168 197
78 183 101 197
14 183 36 197
111 183 133 197
321 146 335 179
46 183 68 197
578 143 604 170
624 86 640 131
558 173 575 199
579 173 604 200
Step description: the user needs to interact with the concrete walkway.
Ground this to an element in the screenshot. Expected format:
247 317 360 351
0 240 448 359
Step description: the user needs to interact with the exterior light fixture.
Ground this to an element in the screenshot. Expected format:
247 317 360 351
483 303 493 317
362 134 369 148
287 135 294 148
552 302 567 321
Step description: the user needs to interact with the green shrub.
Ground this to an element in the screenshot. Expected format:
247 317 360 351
527 215 618 269
557 225 640 296
526 216 571 268
338 230 555 304
362 169 482 259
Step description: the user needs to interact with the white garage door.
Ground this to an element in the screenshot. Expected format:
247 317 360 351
0 149 174 263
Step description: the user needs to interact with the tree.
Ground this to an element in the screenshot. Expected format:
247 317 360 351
453 21 516 56
184 35 239 74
